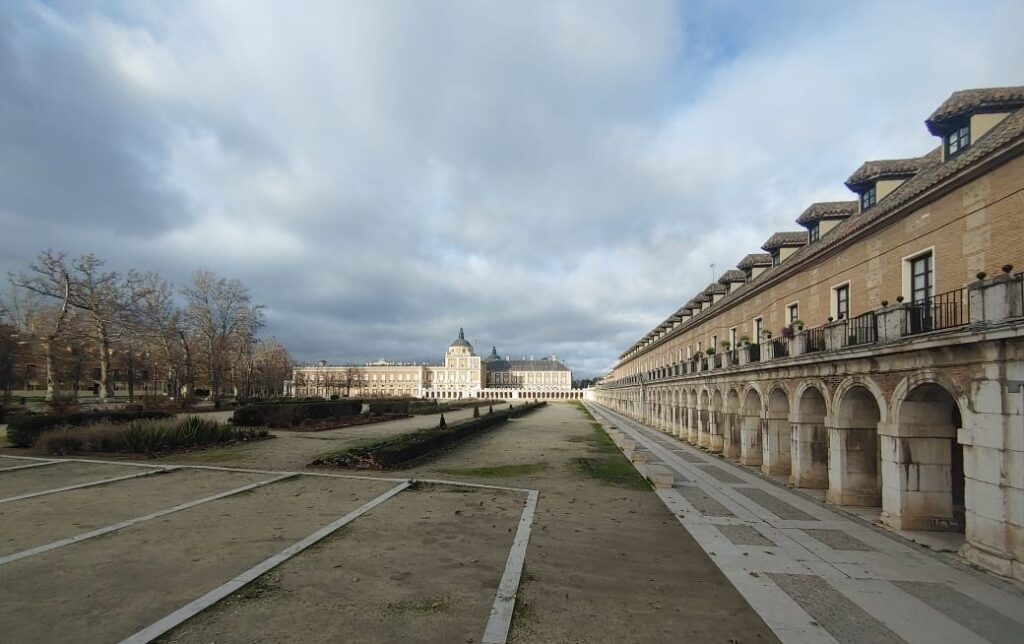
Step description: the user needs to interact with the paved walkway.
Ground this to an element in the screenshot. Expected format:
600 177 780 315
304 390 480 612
586 403 1024 644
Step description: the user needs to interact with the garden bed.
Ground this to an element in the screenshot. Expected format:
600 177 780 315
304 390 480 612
282 413 410 432
32 416 270 456
312 402 545 470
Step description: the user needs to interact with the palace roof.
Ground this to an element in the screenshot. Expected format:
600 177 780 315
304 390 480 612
926 86 1024 134
736 253 772 269
795 201 858 226
761 231 807 251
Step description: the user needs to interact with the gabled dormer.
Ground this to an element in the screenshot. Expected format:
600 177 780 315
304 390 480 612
737 253 772 281
703 282 728 305
717 269 746 294
845 151 938 213
926 86 1024 161
761 232 807 266
796 200 857 242
697 292 713 311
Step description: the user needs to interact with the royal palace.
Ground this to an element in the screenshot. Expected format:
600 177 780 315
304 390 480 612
287 328 584 401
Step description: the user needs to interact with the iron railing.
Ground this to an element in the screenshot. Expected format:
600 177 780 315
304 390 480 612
847 311 878 346
804 326 826 353
772 338 790 358
748 343 760 363
904 288 969 335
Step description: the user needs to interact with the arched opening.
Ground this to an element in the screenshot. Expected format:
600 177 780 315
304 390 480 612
698 390 711 448
723 389 741 459
828 385 882 507
763 388 792 477
792 386 829 489
740 389 762 466
884 383 965 532
709 390 725 453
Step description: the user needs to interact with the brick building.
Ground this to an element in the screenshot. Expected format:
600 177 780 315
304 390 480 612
594 87 1024 581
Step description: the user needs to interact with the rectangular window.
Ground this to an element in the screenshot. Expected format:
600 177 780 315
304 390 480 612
696 341 702 354
911 253 933 302
771 252 781 266
835 284 850 320
754 317 764 340
861 185 876 210
787 303 799 324
945 123 970 158
711 334 718 351
809 224 820 242
729 327 737 349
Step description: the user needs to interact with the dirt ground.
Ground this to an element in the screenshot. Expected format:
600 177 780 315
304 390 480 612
0 402 776 643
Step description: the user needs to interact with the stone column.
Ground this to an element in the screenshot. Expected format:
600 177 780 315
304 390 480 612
708 410 724 453
879 415 957 531
687 407 699 444
762 411 792 476
740 412 762 467
790 419 829 488
722 412 740 459
825 414 881 506
698 407 710 448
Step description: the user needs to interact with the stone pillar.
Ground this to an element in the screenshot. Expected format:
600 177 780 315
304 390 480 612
790 420 829 488
698 407 710 448
740 412 762 466
969 274 1013 325
687 407 699 444
708 410 724 453
879 414 958 532
874 304 906 344
722 412 740 458
824 319 848 351
762 412 792 476
790 333 807 357
826 415 881 506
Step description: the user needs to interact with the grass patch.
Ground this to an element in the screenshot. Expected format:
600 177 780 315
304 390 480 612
510 566 539 637
436 462 548 478
234 572 284 601
570 456 650 490
383 596 451 616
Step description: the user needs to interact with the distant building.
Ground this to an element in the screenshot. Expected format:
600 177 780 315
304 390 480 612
287 328 584 400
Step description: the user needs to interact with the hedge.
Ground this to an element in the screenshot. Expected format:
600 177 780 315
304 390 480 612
368 401 411 415
316 401 545 469
6 410 173 448
231 399 363 428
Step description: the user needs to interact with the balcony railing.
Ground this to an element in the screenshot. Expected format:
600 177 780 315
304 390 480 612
748 343 760 363
847 311 877 346
804 326 826 353
772 338 790 358
904 288 969 336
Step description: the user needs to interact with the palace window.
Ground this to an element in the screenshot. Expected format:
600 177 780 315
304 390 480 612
860 185 876 211
910 252 933 302
945 122 970 158
787 303 799 325
771 251 781 266
729 327 737 348
808 224 820 242
834 284 850 320
754 317 764 340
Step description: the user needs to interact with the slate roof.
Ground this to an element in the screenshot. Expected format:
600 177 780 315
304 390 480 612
449 327 472 350
737 253 772 269
795 200 859 226
718 269 747 284
845 148 941 190
761 231 807 251
703 282 728 295
487 359 569 372
926 86 1024 134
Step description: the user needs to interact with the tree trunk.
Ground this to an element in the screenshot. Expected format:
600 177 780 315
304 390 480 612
44 340 56 402
98 322 112 401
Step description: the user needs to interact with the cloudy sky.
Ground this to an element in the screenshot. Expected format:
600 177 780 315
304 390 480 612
1 1 1021 377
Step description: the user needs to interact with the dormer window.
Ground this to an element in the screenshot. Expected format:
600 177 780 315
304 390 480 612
945 122 970 157
860 185 876 211
808 224 820 243
771 252 781 266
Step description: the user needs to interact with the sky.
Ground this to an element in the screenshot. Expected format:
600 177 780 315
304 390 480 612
1 1 1022 378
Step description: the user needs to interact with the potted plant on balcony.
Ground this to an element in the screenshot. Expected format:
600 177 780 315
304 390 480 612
705 347 716 355
780 326 794 339
739 335 750 346
791 319 804 332
720 341 731 351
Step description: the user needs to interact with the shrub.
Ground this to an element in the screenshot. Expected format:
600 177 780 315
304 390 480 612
230 400 362 428
473 406 480 418
35 416 269 455
6 410 172 448
368 401 411 415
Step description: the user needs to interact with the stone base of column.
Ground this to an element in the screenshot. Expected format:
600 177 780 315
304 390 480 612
826 489 881 507
722 416 740 459
740 426 761 466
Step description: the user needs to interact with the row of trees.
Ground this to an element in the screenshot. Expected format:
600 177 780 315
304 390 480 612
0 250 292 406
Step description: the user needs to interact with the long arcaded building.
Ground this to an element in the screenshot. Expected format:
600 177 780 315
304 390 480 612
593 87 1024 581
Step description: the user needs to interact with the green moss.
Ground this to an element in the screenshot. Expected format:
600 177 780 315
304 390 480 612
435 462 548 478
383 596 451 615
570 456 650 490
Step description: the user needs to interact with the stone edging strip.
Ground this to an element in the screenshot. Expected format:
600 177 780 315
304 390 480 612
482 489 540 644
0 466 174 504
0 459 62 472
119 480 413 644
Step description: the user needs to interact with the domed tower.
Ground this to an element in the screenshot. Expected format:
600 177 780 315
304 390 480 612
446 327 474 358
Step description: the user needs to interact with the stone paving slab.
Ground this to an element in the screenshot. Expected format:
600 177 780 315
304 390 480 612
588 403 1024 644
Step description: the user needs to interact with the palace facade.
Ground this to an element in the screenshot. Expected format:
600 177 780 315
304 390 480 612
287 329 583 400
593 87 1024 581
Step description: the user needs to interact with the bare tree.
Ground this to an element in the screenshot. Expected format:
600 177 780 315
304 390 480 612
16 251 146 401
136 272 185 398
182 269 265 406
11 251 74 401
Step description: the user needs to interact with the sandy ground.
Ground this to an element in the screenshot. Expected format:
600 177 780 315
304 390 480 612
0 403 775 643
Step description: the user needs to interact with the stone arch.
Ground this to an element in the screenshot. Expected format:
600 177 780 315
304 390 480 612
791 384 829 489
763 387 792 476
740 388 763 466
832 375 889 424
827 383 884 507
882 379 966 533
792 379 832 420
